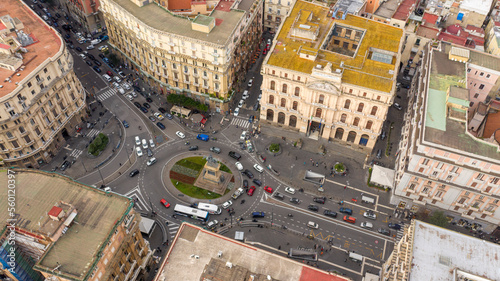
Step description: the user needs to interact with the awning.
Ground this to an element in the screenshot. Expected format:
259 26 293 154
369 165 395 188
191 113 204 123
139 217 156 235
457 12 464 21
201 118 207 124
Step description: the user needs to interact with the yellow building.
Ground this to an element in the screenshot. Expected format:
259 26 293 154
0 0 86 169
0 169 153 281
485 18 500 56
260 0 403 152
99 0 264 112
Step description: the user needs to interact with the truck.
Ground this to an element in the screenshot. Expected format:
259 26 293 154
196 134 209 141
231 188 244 200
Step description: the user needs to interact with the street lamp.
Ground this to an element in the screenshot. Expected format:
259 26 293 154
97 165 105 188
124 145 132 164
81 159 88 173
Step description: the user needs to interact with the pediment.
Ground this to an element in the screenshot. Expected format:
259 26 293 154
306 81 340 94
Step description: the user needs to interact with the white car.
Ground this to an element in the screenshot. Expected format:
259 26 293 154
112 82 120 88
154 112 164 120
253 164 264 173
238 100 244 108
149 139 155 148
78 54 86 60
284 187 296 194
222 200 233 209
135 136 141 146
136 146 143 157
363 211 377 220
131 91 138 98
176 131 185 138
127 94 134 101
86 45 95 50
248 78 254 87
242 91 249 100
360 222 373 229
307 221 319 229
122 83 131 90
147 157 157 166
113 76 121 83
142 139 148 149
98 44 108 51
235 162 243 171
258 93 262 101
233 108 240 116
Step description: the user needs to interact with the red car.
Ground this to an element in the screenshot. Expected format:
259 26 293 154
247 186 256 196
160 198 170 208
263 49 267 55
264 186 273 194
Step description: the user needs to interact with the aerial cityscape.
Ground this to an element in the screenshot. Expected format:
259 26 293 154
1 0 500 280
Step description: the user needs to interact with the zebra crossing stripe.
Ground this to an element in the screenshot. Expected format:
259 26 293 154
97 89 117 101
86 129 100 138
69 149 83 158
231 118 250 128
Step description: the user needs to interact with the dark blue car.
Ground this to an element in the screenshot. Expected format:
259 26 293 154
122 120 129 128
140 107 148 113
156 122 165 130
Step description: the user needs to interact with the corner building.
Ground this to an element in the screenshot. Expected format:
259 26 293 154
0 0 86 168
260 0 403 152
99 0 263 112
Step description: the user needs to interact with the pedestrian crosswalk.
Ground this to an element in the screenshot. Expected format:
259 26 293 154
96 88 117 101
86 129 100 138
168 223 180 237
231 117 251 128
69 149 83 159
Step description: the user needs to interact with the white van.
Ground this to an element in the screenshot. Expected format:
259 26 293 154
102 74 112 82
307 221 319 229
253 164 264 173
91 39 101 45
118 88 125 95
361 196 375 204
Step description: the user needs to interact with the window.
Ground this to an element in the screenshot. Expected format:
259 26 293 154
35 127 41 136
292 101 298 110
479 72 484 76
269 95 274 104
476 173 484 180
479 84 485 90
11 141 19 149
370 106 378 115
422 159 429 165
315 108 322 118
318 95 324 104
365 120 373 130
280 98 286 107
24 136 31 144
486 74 491 78
344 99 351 109
353 117 359 126
409 184 416 190
282 84 287 93
6 132 13 139
357 103 364 112
19 126 25 134
294 87 300 96
340 113 347 123
270 81 275 90
474 93 479 98
4 102 11 109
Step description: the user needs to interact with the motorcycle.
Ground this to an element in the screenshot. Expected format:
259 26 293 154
287 214 293 217
138 126 142 130
241 200 245 204
185 141 190 145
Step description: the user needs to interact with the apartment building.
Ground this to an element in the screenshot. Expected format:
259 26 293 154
100 0 263 112
382 220 500 280
260 0 403 152
62 0 105 34
485 1 500 56
264 0 293 33
0 0 86 169
0 169 153 281
393 42 500 227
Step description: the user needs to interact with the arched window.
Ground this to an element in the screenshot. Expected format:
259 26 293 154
370 106 378 116
282 83 288 93
366 120 373 130
315 108 322 118
269 95 274 104
292 101 298 110
344 99 351 109
266 109 274 121
278 112 285 124
280 98 286 107
353 117 360 126
357 103 364 112
289 115 297 127
294 87 300 96
318 94 325 104
270 81 275 90
340 113 347 123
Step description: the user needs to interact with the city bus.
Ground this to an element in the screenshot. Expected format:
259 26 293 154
197 203 222 215
174 204 209 222
287 248 318 262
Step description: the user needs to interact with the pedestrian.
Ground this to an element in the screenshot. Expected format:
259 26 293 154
389 215 392 219
118 172 121 175
344 259 347 262
119 163 122 166
278 246 281 250
249 229 251 232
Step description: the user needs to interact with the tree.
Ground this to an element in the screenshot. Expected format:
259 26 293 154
108 53 120 65
428 210 449 227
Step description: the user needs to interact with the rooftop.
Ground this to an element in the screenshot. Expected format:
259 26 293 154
411 220 500 280
110 0 245 45
460 0 493 16
373 0 400 19
266 0 403 93
155 223 349 281
0 0 62 98
423 42 500 160
392 0 418 21
0 169 132 280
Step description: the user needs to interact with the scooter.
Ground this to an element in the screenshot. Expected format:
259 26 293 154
287 213 293 217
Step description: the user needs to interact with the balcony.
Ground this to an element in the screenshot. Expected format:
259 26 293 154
482 209 494 216
167 50 176 55
36 78 45 85
172 77 179 82
202 85 209 89
193 73 199 78
193 82 199 86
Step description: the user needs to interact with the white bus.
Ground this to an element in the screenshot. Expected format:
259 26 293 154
197 203 222 215
174 204 209 221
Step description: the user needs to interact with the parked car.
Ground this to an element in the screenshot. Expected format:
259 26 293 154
176 131 185 138
143 102 151 109
388 223 401 230
233 108 240 116
147 157 157 166
148 116 156 122
323 210 337 218
147 148 153 157
122 120 129 128
75 46 82 52
313 197 326 204
93 66 101 73
154 112 164 120
290 198 300 204
378 228 390 235
156 122 165 130
308 205 319 212
285 187 296 194
393 103 403 110
133 102 142 108
339 207 353 215
158 107 167 113
263 186 273 194
363 211 377 220
222 200 233 209
149 139 155 148
343 216 356 224
235 162 243 171
252 179 262 186
135 147 143 157
60 160 71 171
135 136 141 146
247 186 256 196
129 169 139 177
247 78 254 87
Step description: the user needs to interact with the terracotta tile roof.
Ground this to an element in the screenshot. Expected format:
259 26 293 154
392 0 418 21
422 12 438 25
168 0 191 10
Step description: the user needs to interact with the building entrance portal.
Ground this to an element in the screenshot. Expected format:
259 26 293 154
307 121 324 140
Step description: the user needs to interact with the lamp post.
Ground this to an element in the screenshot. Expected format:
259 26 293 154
124 145 132 164
97 165 105 188
81 159 87 173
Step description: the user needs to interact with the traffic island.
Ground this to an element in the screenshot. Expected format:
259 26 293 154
169 155 233 199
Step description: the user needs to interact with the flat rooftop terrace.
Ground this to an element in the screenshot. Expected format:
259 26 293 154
0 0 62 98
0 169 132 280
411 221 500 280
110 0 244 45
423 44 500 161
267 0 403 93
155 223 349 281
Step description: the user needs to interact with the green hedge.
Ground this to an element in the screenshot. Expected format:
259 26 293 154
167 94 209 112
88 133 109 156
